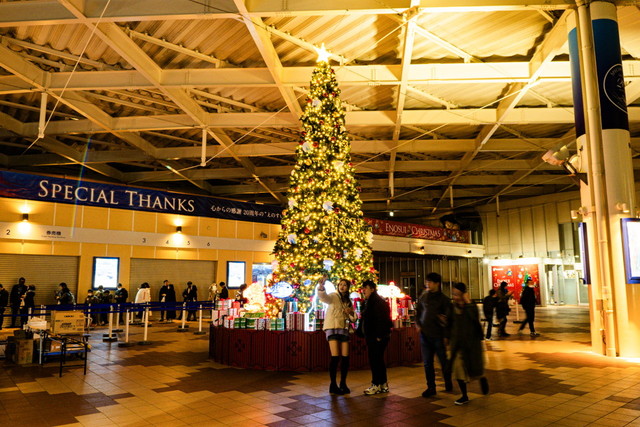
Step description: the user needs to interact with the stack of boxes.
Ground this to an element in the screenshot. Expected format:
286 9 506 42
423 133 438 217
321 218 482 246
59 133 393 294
396 298 415 328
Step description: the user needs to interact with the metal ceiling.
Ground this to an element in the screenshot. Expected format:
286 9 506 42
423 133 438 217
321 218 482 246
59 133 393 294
1 0 640 223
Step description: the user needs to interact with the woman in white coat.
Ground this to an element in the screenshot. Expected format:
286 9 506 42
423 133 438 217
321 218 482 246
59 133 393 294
134 282 151 320
317 276 356 395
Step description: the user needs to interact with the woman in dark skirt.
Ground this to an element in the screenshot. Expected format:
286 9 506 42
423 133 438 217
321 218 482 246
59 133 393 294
317 276 356 395
450 282 489 405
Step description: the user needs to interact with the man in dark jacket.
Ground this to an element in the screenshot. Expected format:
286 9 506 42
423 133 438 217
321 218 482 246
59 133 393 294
218 282 229 300
114 283 128 304
0 284 9 329
114 284 129 323
357 280 392 395
159 280 170 322
518 278 540 337
9 277 27 328
416 272 453 397
496 281 512 337
482 289 497 340
184 282 198 321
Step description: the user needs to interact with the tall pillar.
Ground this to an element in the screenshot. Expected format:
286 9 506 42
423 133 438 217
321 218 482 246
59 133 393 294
568 1 639 357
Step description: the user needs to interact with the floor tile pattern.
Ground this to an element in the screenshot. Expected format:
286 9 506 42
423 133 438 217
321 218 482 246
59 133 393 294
1 307 640 426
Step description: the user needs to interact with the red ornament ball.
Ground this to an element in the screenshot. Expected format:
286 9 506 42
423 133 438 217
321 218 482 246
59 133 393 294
304 227 311 234
356 265 362 271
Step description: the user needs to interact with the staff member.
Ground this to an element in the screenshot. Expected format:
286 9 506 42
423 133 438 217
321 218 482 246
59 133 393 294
9 277 27 328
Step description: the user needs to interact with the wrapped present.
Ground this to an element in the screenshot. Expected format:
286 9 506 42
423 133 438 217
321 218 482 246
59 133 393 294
244 312 266 319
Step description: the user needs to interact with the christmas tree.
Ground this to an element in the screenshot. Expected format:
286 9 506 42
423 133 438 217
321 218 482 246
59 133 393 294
271 47 376 314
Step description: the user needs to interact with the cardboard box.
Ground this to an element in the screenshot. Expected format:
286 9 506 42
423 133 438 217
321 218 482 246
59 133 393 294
15 339 33 364
51 311 85 334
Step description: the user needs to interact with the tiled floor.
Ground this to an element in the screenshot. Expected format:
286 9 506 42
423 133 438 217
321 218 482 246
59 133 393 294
1 306 640 426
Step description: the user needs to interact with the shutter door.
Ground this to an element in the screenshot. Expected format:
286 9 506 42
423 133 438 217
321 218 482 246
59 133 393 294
129 259 216 302
0 254 79 306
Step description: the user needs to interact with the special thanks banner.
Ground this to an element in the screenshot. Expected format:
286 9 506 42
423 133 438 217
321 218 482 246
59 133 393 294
0 170 282 224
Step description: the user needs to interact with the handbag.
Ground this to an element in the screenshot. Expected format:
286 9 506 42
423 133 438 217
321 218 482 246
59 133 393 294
341 300 356 334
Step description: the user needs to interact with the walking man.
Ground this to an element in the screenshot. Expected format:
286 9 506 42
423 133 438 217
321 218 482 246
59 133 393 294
416 272 453 397
496 281 512 337
518 278 540 337
482 289 497 340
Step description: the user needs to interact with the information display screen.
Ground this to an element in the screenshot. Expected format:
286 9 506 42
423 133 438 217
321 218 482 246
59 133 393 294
621 218 640 284
92 257 119 289
227 261 246 289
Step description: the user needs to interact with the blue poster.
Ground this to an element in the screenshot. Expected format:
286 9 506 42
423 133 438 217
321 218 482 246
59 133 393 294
0 170 282 224
568 17 628 139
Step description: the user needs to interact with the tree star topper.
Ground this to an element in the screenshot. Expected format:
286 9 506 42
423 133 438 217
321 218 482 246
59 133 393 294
315 43 331 63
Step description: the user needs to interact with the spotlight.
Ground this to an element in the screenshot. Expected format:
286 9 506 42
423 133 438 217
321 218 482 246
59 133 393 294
22 213 29 222
419 246 425 251
260 231 268 238
176 226 182 233
571 206 589 220
616 202 630 213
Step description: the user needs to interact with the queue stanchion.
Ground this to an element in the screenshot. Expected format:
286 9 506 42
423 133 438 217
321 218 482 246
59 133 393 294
86 304 93 330
113 304 123 332
118 309 134 347
177 302 189 332
139 305 151 345
512 301 521 324
103 305 117 342
194 304 206 335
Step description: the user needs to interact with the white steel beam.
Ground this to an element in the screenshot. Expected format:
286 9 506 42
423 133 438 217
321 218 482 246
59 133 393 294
0 0 576 28
9 137 581 166
121 159 563 182
5 61 640 95
234 0 303 116
389 4 419 202
22 106 595 136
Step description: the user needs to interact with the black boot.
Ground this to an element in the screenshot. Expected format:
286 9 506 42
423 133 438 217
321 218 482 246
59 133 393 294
339 356 350 394
455 380 469 405
329 356 343 395
480 377 489 395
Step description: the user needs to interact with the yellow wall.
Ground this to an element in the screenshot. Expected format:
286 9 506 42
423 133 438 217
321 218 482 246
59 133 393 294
0 198 278 298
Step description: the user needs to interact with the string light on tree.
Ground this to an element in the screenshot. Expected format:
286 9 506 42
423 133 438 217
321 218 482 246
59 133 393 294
271 42 376 314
